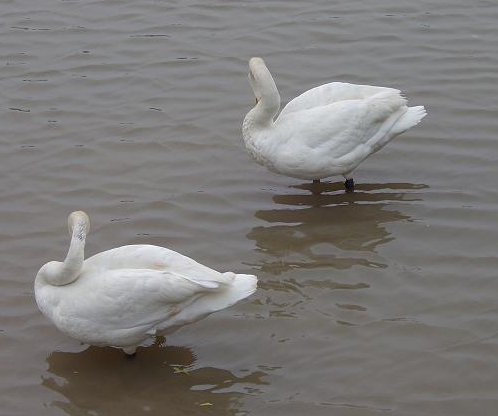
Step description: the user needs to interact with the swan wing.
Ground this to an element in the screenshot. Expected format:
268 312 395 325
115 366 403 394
89 269 229 308
279 82 399 119
276 90 407 160
52 267 230 334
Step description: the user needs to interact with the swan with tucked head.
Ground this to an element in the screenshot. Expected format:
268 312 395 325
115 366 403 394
35 211 258 356
242 57 426 191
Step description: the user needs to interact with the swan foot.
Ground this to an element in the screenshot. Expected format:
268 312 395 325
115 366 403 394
344 178 355 192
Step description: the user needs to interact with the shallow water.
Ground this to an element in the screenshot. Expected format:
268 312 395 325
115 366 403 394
1 0 498 415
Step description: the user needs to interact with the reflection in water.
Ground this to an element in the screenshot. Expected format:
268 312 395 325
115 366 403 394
43 340 266 416
248 182 426 275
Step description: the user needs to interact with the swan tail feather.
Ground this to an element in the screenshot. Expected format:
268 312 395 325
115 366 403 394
192 272 257 307
171 271 257 296
367 90 407 115
159 273 258 329
221 273 258 306
390 105 427 136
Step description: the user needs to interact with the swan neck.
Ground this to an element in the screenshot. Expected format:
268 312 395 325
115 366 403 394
256 84 280 125
43 222 87 286
245 102 276 129
260 88 280 120
248 61 281 126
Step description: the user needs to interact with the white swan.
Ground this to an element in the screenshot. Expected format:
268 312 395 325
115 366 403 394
35 211 258 355
242 57 426 191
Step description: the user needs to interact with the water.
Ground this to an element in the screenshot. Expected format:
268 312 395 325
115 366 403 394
1 0 498 414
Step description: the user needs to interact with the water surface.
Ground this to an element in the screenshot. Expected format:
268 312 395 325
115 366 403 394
1 0 498 415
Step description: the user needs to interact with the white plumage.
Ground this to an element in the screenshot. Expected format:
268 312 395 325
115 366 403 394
35 212 257 355
242 57 426 190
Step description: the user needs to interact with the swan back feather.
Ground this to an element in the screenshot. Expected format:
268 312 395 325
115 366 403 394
279 82 398 117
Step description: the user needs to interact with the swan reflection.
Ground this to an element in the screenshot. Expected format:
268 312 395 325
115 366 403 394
43 340 266 416
248 182 426 275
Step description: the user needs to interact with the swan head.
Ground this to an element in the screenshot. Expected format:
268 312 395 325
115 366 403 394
68 211 90 237
248 57 280 110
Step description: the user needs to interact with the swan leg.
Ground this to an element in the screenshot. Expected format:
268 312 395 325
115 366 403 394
343 174 354 192
311 179 322 195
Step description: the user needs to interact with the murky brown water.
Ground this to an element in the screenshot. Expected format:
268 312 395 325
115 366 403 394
1 0 498 414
